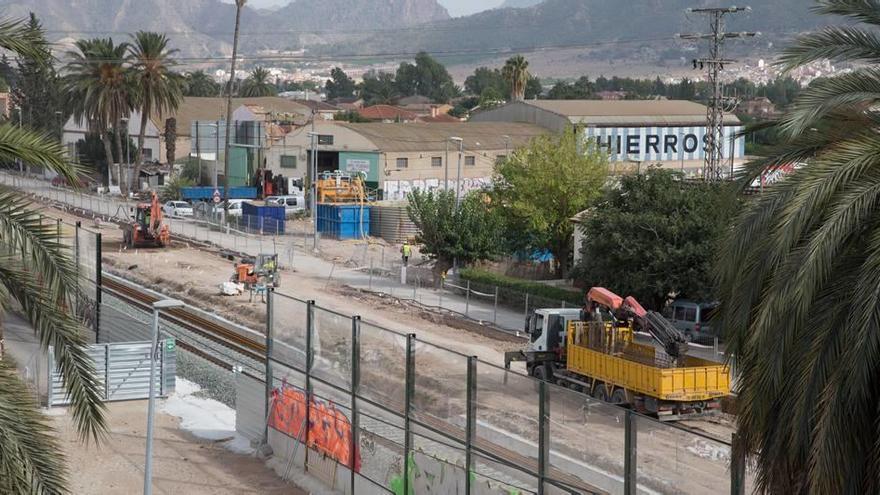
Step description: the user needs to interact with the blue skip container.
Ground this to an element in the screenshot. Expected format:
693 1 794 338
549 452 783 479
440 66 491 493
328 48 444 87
317 204 371 240
242 201 286 235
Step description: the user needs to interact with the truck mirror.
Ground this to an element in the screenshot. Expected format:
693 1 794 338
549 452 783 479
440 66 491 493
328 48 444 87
524 315 532 334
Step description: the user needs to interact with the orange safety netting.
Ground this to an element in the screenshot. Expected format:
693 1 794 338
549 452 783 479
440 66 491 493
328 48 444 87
268 384 361 472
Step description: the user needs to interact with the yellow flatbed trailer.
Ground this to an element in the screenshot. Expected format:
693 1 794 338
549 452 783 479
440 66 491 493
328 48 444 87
563 321 731 420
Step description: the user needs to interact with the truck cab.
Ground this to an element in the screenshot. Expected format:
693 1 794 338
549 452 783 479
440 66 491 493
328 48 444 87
525 308 583 353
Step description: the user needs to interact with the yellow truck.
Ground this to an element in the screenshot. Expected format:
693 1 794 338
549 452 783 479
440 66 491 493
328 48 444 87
505 288 731 421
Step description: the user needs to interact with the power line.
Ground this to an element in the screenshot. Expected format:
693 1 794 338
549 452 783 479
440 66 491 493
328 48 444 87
678 6 757 182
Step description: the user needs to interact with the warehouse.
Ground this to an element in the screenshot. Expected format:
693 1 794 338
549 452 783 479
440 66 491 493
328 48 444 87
276 121 548 200
471 100 745 176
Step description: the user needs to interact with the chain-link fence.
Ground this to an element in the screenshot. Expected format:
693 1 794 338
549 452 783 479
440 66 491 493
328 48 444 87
260 290 745 495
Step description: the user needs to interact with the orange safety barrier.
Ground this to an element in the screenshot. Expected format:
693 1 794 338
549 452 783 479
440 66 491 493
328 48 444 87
268 383 361 472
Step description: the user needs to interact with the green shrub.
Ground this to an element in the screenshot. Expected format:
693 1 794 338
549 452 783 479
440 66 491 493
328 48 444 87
458 268 583 306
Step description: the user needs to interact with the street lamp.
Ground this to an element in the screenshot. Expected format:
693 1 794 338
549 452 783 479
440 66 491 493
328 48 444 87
449 136 463 208
14 106 22 173
143 298 185 495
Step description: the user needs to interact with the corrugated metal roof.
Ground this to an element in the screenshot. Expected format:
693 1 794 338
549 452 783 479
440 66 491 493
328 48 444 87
337 122 548 152
523 99 740 125
152 97 312 137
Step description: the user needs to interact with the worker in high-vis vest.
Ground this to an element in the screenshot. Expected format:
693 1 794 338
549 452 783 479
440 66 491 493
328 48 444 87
401 241 412 267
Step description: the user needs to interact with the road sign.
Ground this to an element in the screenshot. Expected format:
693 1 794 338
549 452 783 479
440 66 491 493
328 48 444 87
165 339 175 351
212 189 221 204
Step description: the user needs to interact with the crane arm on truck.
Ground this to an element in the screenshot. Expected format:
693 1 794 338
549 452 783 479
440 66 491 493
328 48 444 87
586 288 689 360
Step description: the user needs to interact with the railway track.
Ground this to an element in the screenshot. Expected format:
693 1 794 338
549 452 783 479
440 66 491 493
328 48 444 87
101 275 606 494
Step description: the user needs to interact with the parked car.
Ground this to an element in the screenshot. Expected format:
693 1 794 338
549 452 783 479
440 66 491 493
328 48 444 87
225 199 246 218
664 300 721 344
162 200 193 217
264 195 305 215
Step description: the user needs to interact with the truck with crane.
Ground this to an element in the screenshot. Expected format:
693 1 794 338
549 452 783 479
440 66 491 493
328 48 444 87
505 287 730 421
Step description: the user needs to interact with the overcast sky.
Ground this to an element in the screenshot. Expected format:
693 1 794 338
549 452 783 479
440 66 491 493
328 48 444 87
239 0 503 16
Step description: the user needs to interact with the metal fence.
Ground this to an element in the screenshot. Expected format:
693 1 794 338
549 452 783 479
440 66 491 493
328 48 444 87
47 340 176 407
260 290 747 495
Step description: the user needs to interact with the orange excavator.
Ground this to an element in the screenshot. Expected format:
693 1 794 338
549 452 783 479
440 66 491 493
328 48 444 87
121 191 170 248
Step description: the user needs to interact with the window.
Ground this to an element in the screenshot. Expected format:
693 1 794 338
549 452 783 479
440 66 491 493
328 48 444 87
396 157 409 169
280 155 297 169
674 306 687 321
431 156 442 167
141 148 153 160
683 307 698 322
495 154 507 164
317 134 334 145
285 197 298 206
465 155 475 166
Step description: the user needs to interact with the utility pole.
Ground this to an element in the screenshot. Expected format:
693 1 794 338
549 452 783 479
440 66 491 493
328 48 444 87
679 7 756 182
223 0 246 222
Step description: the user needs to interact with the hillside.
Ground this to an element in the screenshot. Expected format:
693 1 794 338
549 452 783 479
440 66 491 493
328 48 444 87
0 0 450 57
324 0 829 60
500 0 542 7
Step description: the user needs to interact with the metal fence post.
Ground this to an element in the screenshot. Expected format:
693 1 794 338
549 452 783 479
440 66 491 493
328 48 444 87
263 288 275 444
369 257 373 290
524 293 530 323
305 300 315 467
95 232 102 342
47 346 54 408
731 433 745 495
404 333 416 495
465 280 470 317
350 316 361 494
538 380 549 495
56 218 61 245
465 356 477 495
104 343 110 400
439 277 444 309
493 287 499 324
74 221 81 316
624 410 637 495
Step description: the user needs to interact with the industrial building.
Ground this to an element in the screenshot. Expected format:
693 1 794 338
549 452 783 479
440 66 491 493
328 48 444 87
471 100 746 176
275 121 548 200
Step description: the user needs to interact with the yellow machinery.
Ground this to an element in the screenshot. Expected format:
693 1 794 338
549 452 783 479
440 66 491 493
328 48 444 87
316 171 367 203
505 287 731 421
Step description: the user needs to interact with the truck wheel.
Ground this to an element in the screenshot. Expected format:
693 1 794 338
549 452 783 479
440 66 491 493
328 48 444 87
532 365 548 382
592 383 609 402
611 388 629 406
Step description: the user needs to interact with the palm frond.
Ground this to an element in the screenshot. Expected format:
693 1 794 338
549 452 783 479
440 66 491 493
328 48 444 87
778 26 880 71
0 125 80 185
814 0 880 26
777 67 880 135
0 359 69 495
0 18 49 63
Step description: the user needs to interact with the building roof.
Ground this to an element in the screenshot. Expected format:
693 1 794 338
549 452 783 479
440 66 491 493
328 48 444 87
153 96 312 137
336 122 547 153
419 113 462 123
292 99 343 113
396 95 432 106
358 105 420 122
513 99 740 126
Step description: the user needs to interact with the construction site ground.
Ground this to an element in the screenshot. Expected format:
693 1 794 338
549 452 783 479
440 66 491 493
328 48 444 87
40 204 744 494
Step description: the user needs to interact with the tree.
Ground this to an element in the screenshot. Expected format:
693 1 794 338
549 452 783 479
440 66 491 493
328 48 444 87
502 55 529 101
479 87 504 109
464 66 505 96
524 75 542 99
491 130 607 278
75 130 138 177
576 170 731 309
716 2 880 493
325 67 356 100
63 38 133 193
546 77 595 100
128 31 183 191
183 70 220 96
334 110 370 123
407 189 502 280
359 71 398 105
9 14 65 139
395 52 457 103
0 17 106 494
239 66 277 97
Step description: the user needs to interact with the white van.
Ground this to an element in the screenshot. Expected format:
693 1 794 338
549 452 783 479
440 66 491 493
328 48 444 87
265 195 305 215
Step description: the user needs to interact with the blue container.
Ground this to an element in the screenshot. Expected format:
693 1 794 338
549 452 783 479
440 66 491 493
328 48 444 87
181 186 258 201
317 204 371 240
242 201 286 235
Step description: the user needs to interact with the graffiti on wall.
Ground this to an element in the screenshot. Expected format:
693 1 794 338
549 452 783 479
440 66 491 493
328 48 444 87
389 452 524 495
268 383 361 471
383 178 492 201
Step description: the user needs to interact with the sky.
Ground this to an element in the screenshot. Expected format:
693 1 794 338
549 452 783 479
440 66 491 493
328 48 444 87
239 0 503 16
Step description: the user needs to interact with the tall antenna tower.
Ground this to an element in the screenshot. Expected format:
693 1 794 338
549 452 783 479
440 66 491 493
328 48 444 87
679 7 756 181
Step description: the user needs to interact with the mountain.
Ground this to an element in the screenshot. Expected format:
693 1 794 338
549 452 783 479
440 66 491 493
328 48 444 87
324 0 830 61
0 0 450 57
500 0 542 7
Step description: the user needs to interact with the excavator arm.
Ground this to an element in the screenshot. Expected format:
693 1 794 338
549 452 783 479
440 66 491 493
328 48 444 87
587 288 689 360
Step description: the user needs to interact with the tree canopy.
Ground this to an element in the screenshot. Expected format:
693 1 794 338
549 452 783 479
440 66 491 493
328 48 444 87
183 70 220 97
325 67 356 100
576 169 732 309
394 52 457 103
407 189 502 279
9 14 65 139
239 66 277 97
491 130 608 278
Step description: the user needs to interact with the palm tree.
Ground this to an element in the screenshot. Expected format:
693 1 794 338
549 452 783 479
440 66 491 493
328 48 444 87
128 31 183 192
502 55 529 101
64 38 132 195
717 1 880 493
239 66 277 97
184 70 220 96
0 17 106 494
